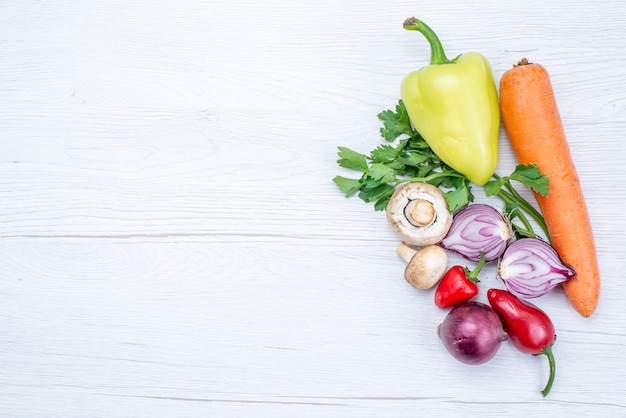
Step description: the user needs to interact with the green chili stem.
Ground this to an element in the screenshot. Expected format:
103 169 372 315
540 344 556 397
403 17 452 65
466 251 486 283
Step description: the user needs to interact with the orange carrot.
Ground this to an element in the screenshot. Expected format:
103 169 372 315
499 58 600 317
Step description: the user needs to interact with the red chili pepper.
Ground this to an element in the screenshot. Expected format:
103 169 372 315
487 288 557 397
434 251 485 309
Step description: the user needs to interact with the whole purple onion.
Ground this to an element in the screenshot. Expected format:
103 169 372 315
497 237 576 299
439 204 512 262
437 301 508 365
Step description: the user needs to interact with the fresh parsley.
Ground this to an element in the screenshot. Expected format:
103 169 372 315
333 100 473 212
333 99 550 241
485 164 551 243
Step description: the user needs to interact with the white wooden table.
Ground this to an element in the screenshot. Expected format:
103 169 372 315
2 1 625 416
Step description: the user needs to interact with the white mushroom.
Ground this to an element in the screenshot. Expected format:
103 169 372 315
386 182 453 246
396 242 448 289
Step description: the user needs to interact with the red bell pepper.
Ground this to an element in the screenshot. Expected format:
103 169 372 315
434 251 485 309
487 288 557 397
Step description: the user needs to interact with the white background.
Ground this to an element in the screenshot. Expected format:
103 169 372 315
2 1 626 417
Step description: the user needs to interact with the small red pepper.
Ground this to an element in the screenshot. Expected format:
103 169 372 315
434 251 485 309
487 288 557 397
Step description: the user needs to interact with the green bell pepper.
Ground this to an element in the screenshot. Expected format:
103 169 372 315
400 17 500 186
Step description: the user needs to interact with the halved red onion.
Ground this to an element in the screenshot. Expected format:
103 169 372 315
497 237 576 298
439 204 512 262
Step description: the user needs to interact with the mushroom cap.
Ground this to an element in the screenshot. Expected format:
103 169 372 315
386 182 453 246
403 244 448 290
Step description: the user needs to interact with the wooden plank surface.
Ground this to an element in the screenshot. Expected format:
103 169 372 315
1 0 625 416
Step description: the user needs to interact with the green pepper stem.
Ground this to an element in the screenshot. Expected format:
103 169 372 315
466 251 486 283
403 17 452 65
539 343 556 397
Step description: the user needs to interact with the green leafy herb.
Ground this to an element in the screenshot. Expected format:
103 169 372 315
509 163 550 196
336 146 369 172
443 185 471 214
379 101 413 140
333 100 550 242
484 164 549 197
485 164 551 244
333 176 362 197
332 100 474 212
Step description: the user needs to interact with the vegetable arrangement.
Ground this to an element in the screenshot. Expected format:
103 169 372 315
333 17 600 397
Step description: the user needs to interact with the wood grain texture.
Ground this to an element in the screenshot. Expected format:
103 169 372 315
1 0 626 417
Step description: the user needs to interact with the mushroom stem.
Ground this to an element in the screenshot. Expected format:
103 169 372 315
397 243 449 290
396 242 419 263
406 199 436 227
